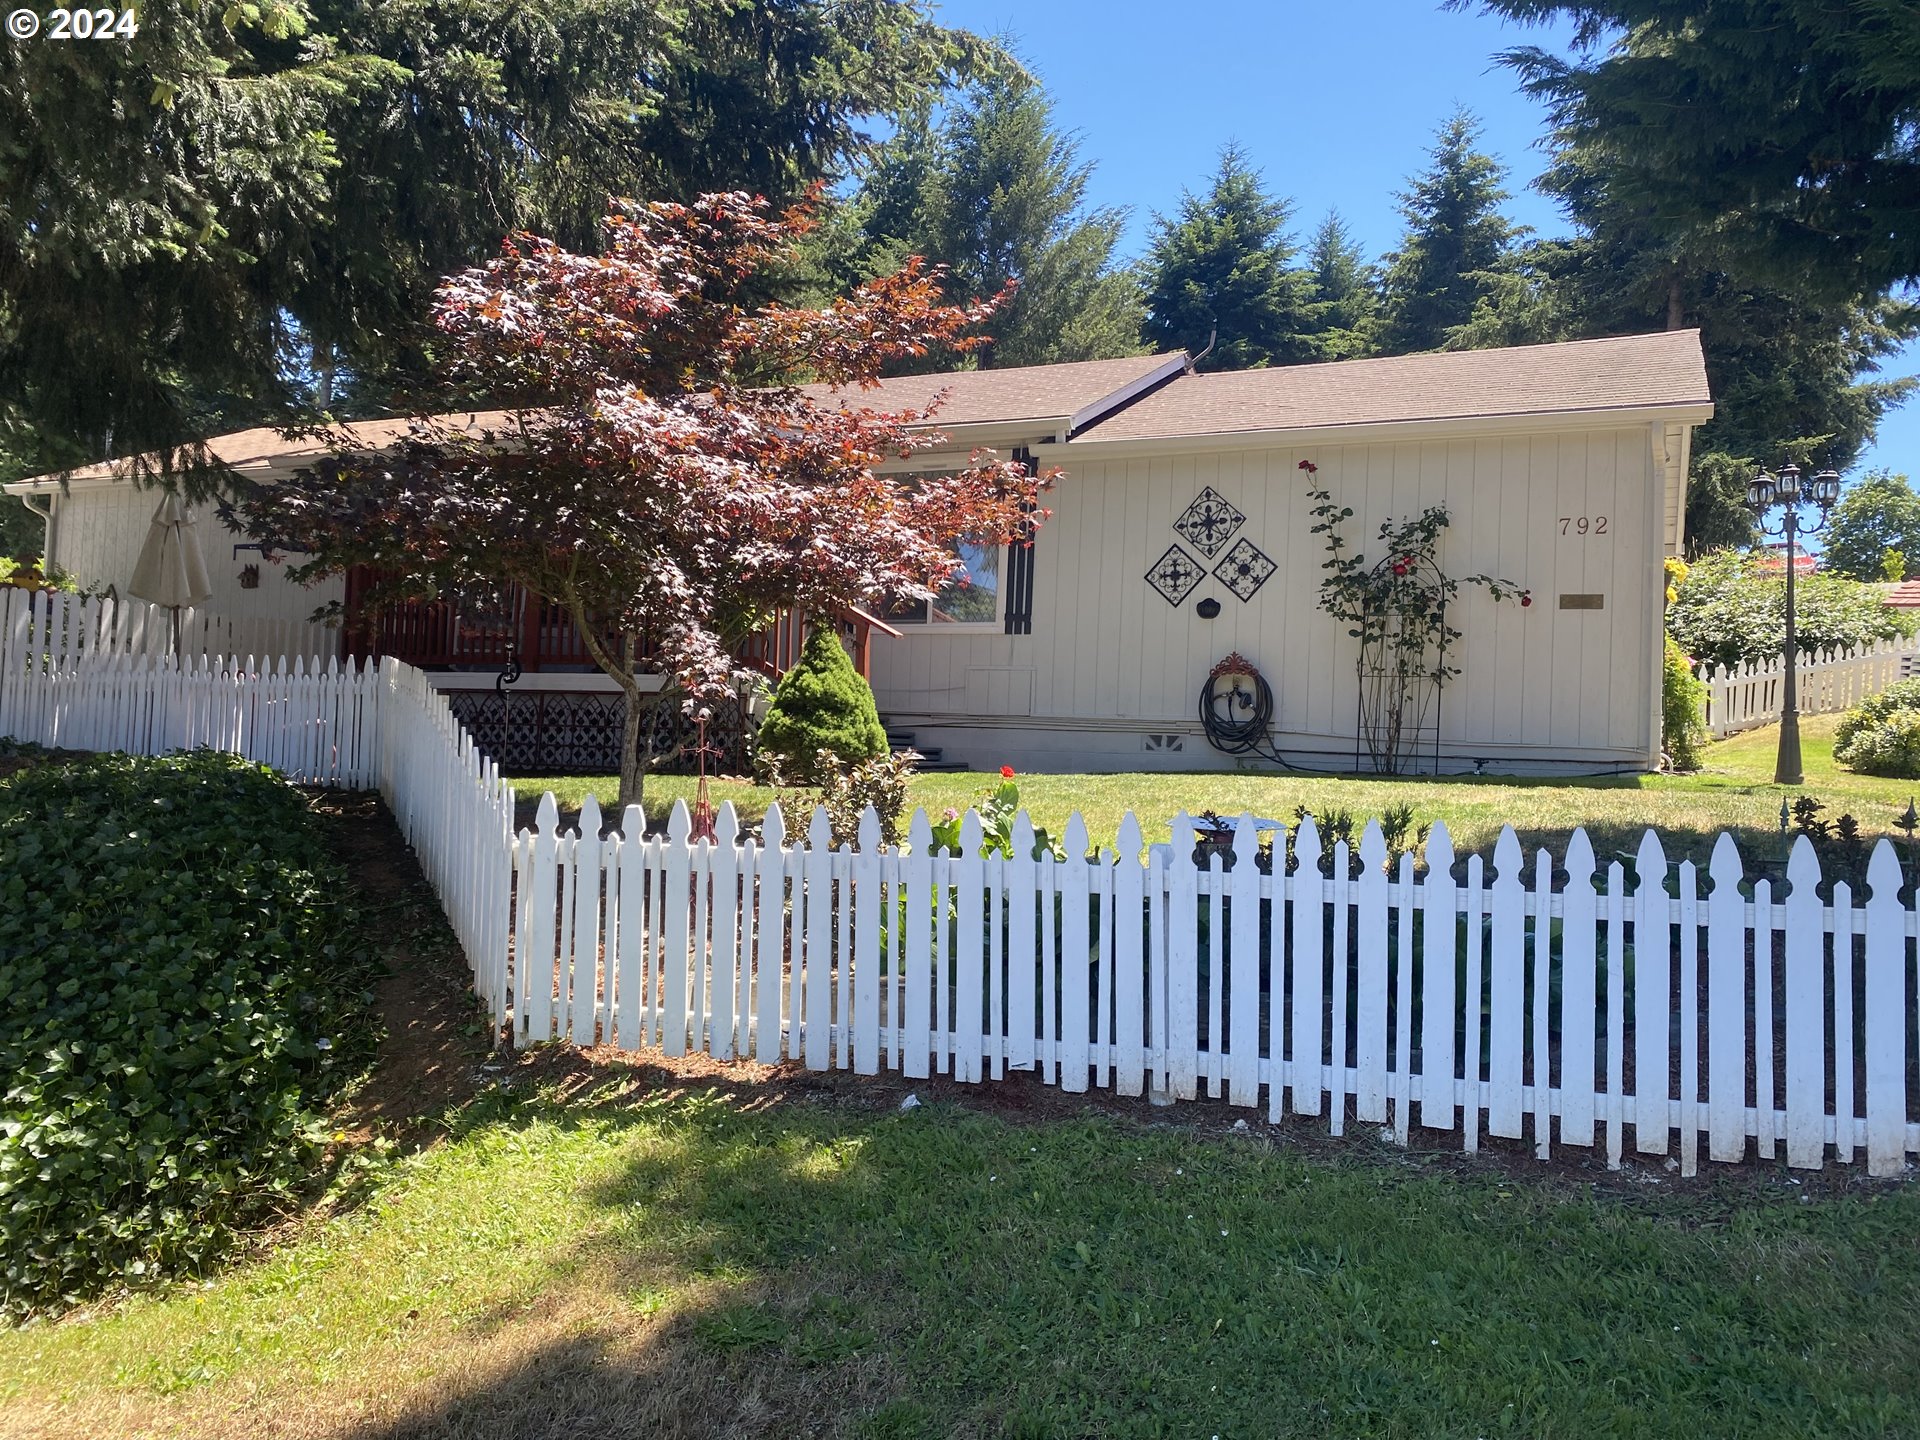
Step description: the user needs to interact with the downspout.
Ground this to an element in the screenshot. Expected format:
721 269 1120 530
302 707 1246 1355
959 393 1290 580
17 492 53 565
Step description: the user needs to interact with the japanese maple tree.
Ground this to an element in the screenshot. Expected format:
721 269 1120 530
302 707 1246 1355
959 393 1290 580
232 193 1053 808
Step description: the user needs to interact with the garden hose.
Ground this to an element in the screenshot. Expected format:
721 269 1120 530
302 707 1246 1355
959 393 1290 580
1196 652 1350 774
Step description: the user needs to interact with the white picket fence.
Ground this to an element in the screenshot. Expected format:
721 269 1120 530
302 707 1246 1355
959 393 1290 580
504 798 1920 1178
1697 635 1920 738
376 661 517 1006
0 647 381 786
7 628 1918 1179
0 643 516 1002
0 585 339 671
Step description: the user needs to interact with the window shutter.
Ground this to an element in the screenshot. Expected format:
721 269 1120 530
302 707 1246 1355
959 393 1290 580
1003 446 1038 635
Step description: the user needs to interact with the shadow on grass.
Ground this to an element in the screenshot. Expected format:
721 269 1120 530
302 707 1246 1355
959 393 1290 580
339 1060 1920 1440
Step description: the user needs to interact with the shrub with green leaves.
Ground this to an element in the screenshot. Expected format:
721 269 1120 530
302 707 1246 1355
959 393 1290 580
1662 634 1709 771
753 625 888 784
0 751 374 1316
1833 678 1920 777
1667 549 1915 672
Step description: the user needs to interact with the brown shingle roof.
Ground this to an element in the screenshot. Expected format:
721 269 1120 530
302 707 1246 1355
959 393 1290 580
1070 330 1712 443
800 352 1184 429
9 411 515 490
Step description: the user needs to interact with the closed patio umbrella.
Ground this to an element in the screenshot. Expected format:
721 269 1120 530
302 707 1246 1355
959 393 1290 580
127 493 213 654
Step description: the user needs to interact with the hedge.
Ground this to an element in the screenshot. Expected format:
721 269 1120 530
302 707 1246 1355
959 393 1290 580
0 751 375 1316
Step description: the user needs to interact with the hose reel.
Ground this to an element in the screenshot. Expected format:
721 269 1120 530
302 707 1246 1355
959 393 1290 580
1198 650 1280 760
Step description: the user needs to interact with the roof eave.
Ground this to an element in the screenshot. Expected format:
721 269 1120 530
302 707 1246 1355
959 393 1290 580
1037 400 1715 460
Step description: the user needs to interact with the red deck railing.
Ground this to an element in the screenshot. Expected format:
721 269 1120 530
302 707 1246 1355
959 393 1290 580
344 569 895 681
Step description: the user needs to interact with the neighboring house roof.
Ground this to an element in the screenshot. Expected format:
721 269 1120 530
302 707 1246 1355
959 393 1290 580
801 351 1186 435
1885 580 1920 608
1063 330 1713 445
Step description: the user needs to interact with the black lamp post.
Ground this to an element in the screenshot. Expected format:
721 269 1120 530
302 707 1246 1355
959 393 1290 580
1746 462 1842 785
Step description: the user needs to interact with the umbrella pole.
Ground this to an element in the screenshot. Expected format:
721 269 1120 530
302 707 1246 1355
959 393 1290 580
170 605 181 660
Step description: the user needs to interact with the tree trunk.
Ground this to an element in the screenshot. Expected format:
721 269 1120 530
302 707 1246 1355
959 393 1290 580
564 604 648 821
1666 273 1685 330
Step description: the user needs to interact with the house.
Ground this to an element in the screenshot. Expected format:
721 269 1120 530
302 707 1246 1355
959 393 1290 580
7 330 1711 775
847 330 1710 774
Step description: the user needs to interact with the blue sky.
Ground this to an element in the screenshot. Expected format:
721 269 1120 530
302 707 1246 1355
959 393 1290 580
931 0 1918 478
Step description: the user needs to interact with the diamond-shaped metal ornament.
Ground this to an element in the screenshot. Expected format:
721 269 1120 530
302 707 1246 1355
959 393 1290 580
1145 544 1205 606
1172 486 1246 557
1212 537 1276 601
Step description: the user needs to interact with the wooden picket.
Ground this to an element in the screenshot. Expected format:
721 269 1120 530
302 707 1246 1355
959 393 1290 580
503 800 1920 1178
1698 634 1920 739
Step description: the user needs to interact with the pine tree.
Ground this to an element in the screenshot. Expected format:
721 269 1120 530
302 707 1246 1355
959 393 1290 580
855 71 1143 370
1302 211 1378 359
1140 145 1316 369
1486 146 1918 553
0 0 997 500
1375 111 1522 355
1471 0 1920 298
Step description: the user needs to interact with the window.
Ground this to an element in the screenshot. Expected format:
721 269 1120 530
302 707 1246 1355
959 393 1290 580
887 539 1002 626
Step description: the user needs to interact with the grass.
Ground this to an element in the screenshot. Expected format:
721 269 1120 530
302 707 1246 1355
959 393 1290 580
5 1074 1917 1439
8 773 1919 1439
512 714 1920 868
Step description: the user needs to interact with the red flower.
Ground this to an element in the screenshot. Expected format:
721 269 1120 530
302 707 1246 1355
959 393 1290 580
1521 591 1533 608
1297 459 1318 473
1000 765 1016 779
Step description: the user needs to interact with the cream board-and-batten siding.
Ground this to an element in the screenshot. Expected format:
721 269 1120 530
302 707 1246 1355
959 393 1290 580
865 330 1712 775
868 427 1673 773
29 479 347 644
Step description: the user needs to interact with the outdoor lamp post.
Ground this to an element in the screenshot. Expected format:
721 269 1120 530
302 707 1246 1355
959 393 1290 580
1746 462 1842 785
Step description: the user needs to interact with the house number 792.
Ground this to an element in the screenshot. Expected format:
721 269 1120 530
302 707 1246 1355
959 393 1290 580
1558 515 1609 536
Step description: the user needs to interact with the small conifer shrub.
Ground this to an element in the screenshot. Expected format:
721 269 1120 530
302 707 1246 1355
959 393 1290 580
754 624 888 783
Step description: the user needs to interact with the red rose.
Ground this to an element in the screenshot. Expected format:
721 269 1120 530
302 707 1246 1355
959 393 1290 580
1521 593 1533 607
1000 765 1015 779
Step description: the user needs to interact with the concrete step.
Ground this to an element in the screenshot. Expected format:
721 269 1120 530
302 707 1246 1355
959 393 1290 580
883 723 967 772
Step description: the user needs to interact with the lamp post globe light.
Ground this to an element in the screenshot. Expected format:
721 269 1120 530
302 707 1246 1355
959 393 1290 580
1746 462 1843 785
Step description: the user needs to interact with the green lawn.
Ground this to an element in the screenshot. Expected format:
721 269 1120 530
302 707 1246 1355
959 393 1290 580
513 713 1920 868
7 1073 1917 1439
9 749 1920 1439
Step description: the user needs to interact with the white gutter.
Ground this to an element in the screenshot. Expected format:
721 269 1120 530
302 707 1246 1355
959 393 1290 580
1035 401 1716 461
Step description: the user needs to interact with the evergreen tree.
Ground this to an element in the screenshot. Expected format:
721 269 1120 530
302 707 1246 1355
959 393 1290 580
756 625 891 783
854 71 1143 370
1468 0 1920 298
1302 211 1378 359
0 0 996 500
1444 144 1916 554
1140 145 1316 369
1375 111 1522 355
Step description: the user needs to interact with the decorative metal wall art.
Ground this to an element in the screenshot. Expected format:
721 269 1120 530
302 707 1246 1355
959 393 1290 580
1172 485 1246 557
1212 537 1276 601
1145 544 1206 606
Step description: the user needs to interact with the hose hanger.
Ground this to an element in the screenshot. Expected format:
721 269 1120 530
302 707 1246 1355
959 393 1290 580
1199 651 1278 759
